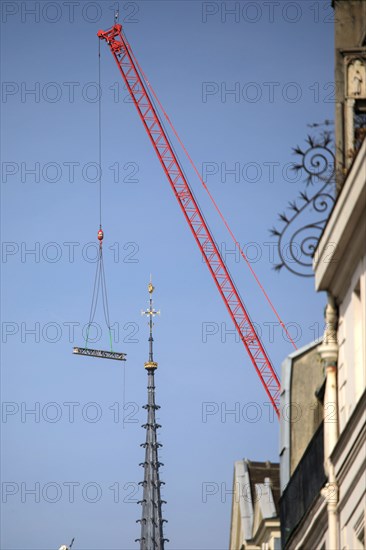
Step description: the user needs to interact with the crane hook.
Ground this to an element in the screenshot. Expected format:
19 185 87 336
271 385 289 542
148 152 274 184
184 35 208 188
98 227 104 247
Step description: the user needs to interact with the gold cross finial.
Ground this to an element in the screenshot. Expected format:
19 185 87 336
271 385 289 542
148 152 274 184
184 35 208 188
148 274 154 294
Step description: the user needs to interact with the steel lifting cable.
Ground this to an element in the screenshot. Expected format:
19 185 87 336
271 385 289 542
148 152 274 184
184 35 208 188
85 252 101 333
85 40 114 351
100 251 114 350
122 29 297 351
98 39 102 228
85 247 113 349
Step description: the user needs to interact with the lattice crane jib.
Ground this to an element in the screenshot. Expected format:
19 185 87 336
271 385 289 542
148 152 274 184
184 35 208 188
98 24 281 417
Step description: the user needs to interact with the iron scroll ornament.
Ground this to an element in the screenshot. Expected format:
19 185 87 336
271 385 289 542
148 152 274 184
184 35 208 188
270 132 336 278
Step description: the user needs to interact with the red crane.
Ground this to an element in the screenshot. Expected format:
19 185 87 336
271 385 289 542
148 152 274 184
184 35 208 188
98 24 281 417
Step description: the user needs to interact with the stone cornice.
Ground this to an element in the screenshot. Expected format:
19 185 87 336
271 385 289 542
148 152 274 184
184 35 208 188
252 517 280 547
313 139 366 297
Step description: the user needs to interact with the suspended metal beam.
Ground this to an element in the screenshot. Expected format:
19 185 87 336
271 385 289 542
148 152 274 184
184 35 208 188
73 347 126 361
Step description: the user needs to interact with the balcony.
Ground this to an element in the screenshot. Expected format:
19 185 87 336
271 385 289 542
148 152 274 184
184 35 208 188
279 422 326 547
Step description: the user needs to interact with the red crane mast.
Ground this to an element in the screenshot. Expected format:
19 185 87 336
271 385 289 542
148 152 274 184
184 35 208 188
98 24 281 417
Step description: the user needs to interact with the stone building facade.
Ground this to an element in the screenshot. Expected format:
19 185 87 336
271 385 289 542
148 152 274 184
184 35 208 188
279 2 366 548
230 2 366 549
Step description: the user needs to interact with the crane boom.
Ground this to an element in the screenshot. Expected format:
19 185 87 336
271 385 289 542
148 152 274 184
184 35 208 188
98 24 281 417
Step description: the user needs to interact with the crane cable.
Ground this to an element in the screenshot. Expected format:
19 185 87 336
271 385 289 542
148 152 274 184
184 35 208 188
85 40 113 352
122 30 297 351
138 68 282 378
98 39 102 228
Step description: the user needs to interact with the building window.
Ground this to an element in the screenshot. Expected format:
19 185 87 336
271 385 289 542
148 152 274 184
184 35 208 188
353 280 364 399
354 512 365 549
354 109 366 152
358 527 365 547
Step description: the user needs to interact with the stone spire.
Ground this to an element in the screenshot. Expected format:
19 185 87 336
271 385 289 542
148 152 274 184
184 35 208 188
136 280 167 550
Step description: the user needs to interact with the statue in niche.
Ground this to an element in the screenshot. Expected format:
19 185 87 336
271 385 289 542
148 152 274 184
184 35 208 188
347 58 366 98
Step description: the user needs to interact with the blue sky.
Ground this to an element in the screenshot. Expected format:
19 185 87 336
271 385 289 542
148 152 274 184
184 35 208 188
1 1 334 549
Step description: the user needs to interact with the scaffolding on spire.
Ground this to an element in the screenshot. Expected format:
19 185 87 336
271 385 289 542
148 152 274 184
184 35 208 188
136 281 168 550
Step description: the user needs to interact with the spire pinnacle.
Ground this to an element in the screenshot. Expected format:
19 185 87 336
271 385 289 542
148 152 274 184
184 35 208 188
137 281 168 550
142 277 160 370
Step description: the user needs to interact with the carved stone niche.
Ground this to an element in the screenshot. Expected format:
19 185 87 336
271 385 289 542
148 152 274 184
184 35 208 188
346 57 366 99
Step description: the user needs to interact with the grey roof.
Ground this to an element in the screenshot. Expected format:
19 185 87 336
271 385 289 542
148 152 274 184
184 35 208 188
233 459 280 542
246 460 280 517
